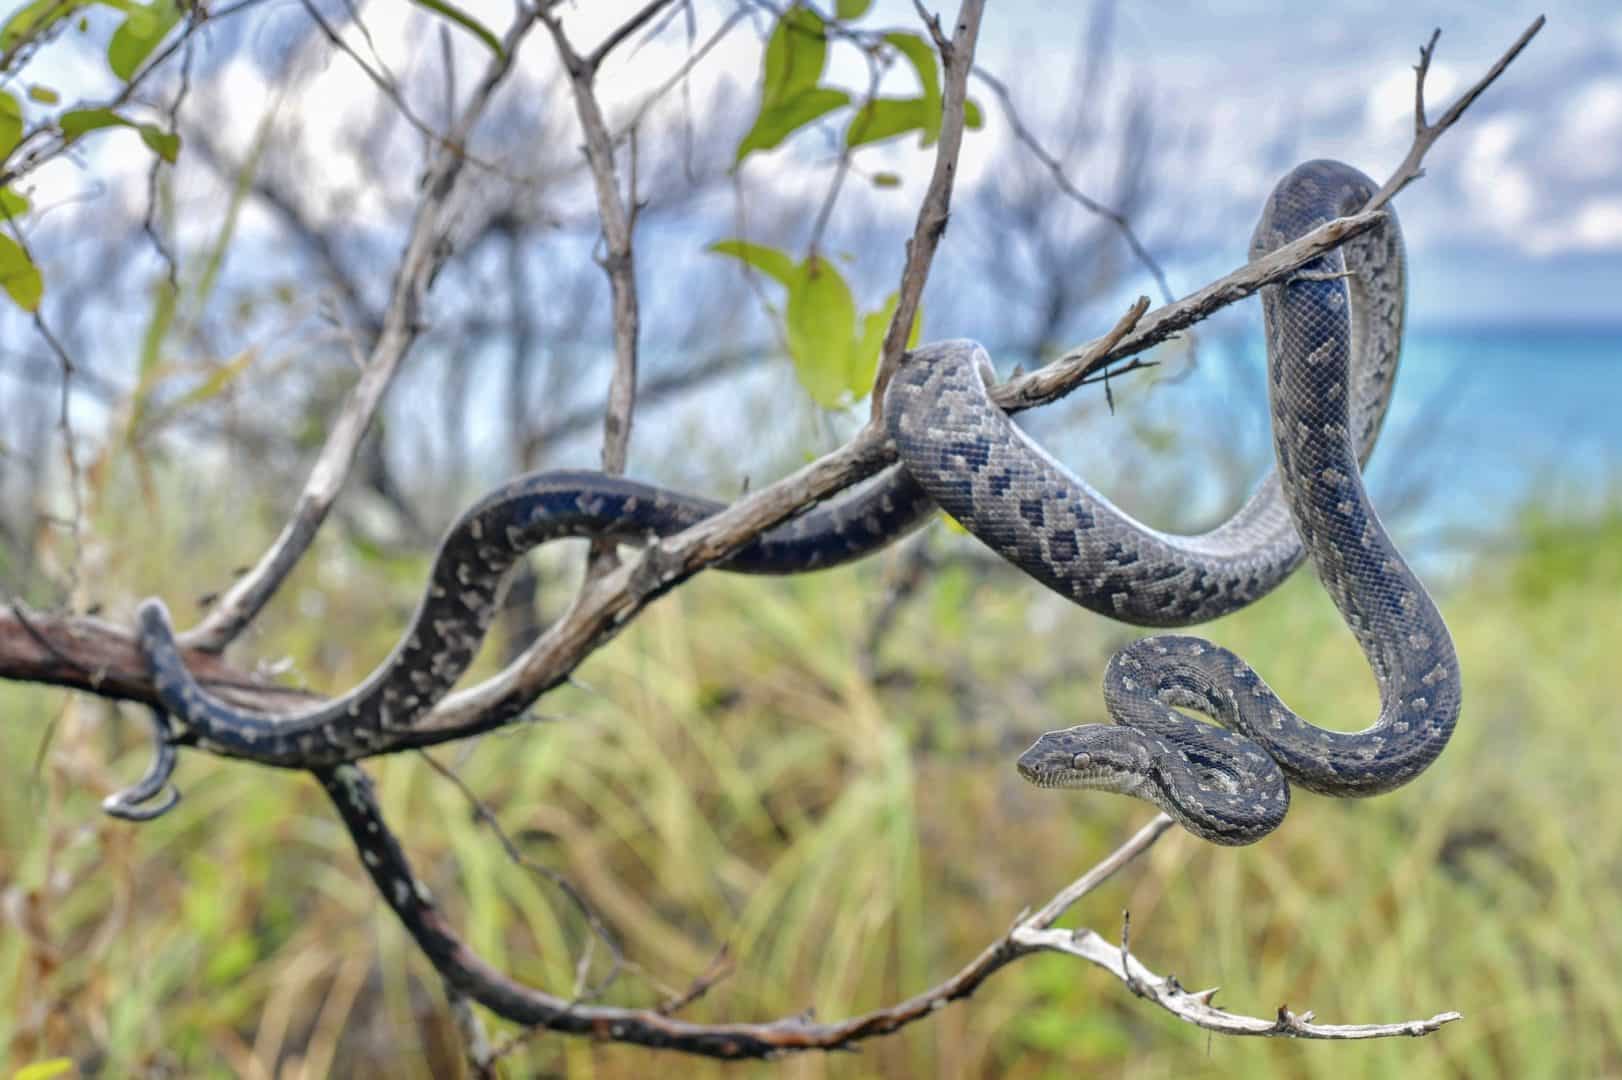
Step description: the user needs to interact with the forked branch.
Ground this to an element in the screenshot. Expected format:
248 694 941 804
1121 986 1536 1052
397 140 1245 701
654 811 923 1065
322 772 1457 1058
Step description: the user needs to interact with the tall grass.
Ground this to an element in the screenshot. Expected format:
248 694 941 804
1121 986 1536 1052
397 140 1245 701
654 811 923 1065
4 497 1619 1077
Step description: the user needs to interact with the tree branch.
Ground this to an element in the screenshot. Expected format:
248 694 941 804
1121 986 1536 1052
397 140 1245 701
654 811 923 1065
972 66 1175 305
541 7 645 484
176 9 542 654
1364 15 1544 211
867 0 986 420
0 208 1383 740
322 770 1456 1058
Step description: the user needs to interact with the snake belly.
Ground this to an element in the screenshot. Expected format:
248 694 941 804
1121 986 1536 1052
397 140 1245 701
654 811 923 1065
887 160 1459 844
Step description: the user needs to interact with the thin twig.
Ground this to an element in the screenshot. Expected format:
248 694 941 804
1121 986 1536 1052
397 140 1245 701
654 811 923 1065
867 0 987 421
322 764 1459 1057
972 66 1174 305
416 750 624 998
584 0 683 73
26 307 85 604
541 5 648 577
177 8 543 653
1364 16 1544 212
612 6 749 146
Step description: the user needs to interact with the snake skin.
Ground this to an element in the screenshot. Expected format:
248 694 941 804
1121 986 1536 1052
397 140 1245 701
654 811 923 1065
135 160 1456 844
137 470 939 766
993 161 1459 843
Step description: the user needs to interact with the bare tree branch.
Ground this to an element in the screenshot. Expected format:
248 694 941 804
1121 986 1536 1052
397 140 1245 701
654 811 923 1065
867 0 986 420
541 7 651 485
1365 15 1544 211
321 769 1456 1057
176 9 543 653
0 209 1386 740
0 603 317 713
585 0 684 74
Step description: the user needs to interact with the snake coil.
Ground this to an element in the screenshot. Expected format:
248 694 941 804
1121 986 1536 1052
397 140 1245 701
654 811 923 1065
130 160 1457 844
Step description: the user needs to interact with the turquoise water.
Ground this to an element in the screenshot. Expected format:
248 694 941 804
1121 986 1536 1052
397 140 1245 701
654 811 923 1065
1014 324 1622 572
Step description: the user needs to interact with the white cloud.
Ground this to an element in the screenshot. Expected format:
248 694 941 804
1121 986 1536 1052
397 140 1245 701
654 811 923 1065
1552 77 1622 181
1364 63 1460 139
1457 113 1534 234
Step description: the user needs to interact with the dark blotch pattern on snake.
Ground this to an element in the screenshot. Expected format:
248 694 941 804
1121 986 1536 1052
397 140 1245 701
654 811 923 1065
135 160 1456 845
915 160 1454 844
137 469 942 766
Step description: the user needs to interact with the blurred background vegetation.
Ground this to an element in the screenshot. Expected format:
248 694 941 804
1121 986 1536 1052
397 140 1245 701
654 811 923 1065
2 1 1618 1077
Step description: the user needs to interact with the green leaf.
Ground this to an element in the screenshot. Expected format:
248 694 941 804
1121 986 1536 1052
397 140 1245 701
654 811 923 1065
0 0 84 50
785 255 857 408
0 91 20 159
59 108 180 163
60 106 129 139
0 186 30 216
707 239 800 290
844 97 926 148
853 291 922 396
761 5 827 108
26 84 57 104
854 297 892 394
13 1060 75 1080
883 31 941 142
736 5 839 164
408 0 503 57
736 86 849 162
964 97 984 129
107 0 180 81
138 122 179 162
835 0 871 17
871 171 901 188
0 232 43 311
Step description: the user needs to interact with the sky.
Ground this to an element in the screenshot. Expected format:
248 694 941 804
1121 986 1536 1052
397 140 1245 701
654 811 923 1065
19 1 1621 332
522 2 1622 328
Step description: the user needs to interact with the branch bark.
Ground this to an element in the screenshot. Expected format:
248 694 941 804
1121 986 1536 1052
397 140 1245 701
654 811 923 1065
867 0 986 420
0 208 1382 734
322 770 1457 1058
175 9 542 654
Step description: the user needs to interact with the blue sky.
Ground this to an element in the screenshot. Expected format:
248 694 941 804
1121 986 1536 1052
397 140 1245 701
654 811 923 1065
18 2 1617 333
964 3 1621 327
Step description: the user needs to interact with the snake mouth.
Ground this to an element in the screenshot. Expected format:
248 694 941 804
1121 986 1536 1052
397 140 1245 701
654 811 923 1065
1018 751 1141 794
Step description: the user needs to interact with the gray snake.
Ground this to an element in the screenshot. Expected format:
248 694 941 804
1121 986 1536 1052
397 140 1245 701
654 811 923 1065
131 159 1457 844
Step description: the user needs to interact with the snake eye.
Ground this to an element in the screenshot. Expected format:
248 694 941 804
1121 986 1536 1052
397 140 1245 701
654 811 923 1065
1071 752 1092 770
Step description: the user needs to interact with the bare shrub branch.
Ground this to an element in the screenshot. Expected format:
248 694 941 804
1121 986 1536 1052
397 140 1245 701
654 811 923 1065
867 0 987 420
177 9 542 653
322 772 1457 1058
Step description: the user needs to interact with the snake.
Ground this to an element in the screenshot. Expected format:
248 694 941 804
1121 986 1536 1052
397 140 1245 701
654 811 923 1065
981 160 1460 843
128 159 1456 844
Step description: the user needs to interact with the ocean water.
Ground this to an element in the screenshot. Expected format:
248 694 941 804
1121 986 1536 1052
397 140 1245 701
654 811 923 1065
1012 323 1622 574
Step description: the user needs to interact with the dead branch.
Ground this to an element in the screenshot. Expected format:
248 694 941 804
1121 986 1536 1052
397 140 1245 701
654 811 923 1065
0 209 1385 740
1366 16 1544 212
176 9 542 654
322 770 1457 1057
867 0 986 420
973 66 1174 305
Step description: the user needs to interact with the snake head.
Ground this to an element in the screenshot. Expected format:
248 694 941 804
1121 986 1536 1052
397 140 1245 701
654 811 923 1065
1016 725 1156 797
